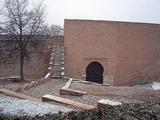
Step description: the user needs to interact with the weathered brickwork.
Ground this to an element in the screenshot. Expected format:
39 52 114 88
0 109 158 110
64 19 160 86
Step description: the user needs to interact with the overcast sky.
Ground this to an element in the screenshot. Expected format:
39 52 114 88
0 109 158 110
45 0 160 26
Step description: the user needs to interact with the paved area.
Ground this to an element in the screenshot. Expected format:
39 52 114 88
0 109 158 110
0 94 72 117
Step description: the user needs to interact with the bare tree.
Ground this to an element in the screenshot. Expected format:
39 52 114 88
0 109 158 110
40 24 63 36
50 24 63 36
0 0 46 81
39 24 50 35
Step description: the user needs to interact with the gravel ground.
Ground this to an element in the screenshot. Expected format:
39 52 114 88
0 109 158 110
20 79 82 109
57 94 144 106
0 79 27 90
71 81 160 97
19 78 160 110
0 94 72 117
55 81 160 105
21 78 160 108
21 79 66 99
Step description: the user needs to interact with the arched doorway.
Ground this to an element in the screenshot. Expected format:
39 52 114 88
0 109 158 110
86 62 104 84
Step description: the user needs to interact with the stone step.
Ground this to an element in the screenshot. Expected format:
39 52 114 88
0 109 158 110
51 76 61 78
53 63 62 65
53 63 62 66
52 68 62 70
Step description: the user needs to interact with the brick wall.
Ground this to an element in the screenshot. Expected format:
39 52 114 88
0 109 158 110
64 19 160 86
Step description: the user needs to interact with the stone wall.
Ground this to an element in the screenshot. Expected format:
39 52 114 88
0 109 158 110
0 35 64 79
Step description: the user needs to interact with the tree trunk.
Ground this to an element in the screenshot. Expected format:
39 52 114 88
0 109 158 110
19 26 24 81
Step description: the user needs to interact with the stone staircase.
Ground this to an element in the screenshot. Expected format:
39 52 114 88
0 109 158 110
50 44 64 78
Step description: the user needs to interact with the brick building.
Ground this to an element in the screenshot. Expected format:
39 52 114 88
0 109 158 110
64 19 160 86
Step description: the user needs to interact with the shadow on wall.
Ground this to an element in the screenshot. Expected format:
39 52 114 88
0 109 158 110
0 39 52 79
132 61 160 85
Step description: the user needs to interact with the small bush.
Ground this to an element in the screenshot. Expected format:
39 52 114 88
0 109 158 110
0 101 160 120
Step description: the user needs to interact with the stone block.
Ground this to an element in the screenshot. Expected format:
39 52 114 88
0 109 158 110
97 99 122 109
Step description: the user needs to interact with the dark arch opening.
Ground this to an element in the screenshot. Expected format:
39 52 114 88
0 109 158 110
86 61 104 84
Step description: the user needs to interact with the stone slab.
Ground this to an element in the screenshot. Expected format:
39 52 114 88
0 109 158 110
97 99 122 109
42 94 95 109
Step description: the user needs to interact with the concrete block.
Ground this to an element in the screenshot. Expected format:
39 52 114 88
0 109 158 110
97 99 122 109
